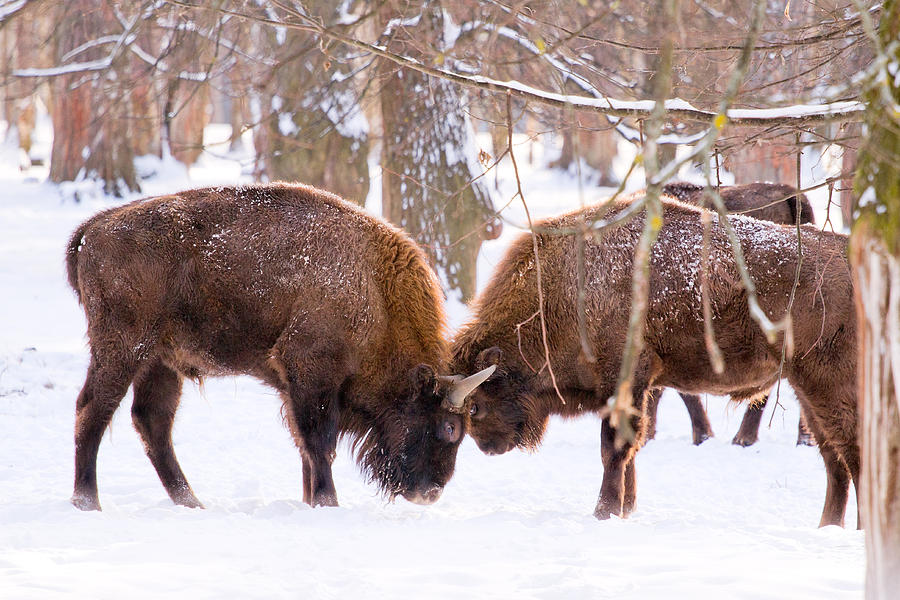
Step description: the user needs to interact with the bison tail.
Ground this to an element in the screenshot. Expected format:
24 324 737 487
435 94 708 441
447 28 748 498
66 221 91 304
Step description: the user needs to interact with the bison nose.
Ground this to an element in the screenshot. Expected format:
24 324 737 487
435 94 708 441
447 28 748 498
478 440 514 456
404 485 443 505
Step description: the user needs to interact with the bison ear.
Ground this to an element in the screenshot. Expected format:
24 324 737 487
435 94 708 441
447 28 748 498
476 347 502 370
410 363 437 395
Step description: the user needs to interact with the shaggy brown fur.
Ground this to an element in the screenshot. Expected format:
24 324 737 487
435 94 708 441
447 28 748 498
452 194 858 527
66 182 467 511
646 181 817 447
662 181 815 225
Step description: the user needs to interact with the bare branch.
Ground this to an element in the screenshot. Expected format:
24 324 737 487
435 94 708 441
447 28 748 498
506 93 566 406
164 0 866 128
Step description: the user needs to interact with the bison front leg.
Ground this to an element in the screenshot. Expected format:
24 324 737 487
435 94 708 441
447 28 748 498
595 386 647 520
301 455 313 505
284 379 342 508
274 327 349 508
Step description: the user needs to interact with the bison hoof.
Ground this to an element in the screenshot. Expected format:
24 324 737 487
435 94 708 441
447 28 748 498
312 493 339 508
796 433 816 447
593 506 611 520
173 495 204 509
71 493 101 512
693 432 713 446
731 434 757 447
593 500 623 521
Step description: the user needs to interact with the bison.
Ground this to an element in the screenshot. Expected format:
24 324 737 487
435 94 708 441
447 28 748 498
645 181 816 447
66 182 494 511
452 193 858 527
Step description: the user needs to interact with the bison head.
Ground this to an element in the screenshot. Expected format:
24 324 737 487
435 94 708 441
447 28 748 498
462 347 548 456
356 363 494 505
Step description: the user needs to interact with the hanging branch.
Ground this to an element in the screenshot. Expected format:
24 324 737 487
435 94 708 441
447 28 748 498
163 0 865 128
506 93 566 405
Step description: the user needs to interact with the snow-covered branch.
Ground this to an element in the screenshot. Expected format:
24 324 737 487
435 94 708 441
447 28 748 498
0 0 32 23
167 0 864 127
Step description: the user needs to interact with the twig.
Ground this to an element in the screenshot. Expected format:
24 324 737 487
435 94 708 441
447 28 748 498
609 0 676 443
771 133 807 425
163 0 866 128
506 93 565 405
700 153 725 374
516 311 541 374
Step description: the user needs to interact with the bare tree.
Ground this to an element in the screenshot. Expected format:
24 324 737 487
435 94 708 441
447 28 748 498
248 0 370 203
45 1 139 195
373 1 498 302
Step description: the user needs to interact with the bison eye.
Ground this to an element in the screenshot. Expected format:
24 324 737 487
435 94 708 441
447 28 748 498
469 403 478 417
438 417 462 443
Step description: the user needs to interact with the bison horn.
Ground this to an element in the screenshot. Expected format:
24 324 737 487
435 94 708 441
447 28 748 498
443 364 496 409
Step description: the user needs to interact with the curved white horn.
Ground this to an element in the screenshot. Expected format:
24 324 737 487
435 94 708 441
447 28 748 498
448 364 496 408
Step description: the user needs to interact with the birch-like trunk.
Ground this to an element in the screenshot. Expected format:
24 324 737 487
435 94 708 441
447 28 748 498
850 1 900 597
852 235 900 598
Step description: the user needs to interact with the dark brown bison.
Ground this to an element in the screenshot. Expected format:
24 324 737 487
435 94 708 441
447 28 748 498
645 181 816 447
66 182 494 511
452 194 858 527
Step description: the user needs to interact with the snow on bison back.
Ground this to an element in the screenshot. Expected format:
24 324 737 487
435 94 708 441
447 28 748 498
452 194 858 527
65 182 493 511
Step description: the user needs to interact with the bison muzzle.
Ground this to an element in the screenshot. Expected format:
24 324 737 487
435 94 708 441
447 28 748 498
452 193 858 527
66 182 492 511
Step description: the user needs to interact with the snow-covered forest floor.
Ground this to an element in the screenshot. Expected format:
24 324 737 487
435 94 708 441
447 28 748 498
0 124 863 599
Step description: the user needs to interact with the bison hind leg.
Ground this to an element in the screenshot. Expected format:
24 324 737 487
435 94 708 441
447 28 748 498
731 396 766 447
131 359 202 509
680 393 714 445
793 388 852 527
796 410 816 446
72 356 138 511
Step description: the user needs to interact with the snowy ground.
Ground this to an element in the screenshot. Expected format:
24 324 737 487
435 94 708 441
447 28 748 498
0 126 863 599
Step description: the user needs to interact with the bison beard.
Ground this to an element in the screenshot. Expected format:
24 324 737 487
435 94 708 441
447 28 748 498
65 182 487 511
453 193 859 527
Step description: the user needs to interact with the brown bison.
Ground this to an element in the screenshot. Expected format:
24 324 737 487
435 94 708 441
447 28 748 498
452 194 858 527
66 182 494 511
645 181 816 447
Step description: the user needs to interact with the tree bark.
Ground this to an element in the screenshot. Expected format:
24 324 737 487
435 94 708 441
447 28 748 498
850 1 900 597
852 235 900 598
723 132 797 185
47 0 138 196
251 0 369 203
378 3 496 302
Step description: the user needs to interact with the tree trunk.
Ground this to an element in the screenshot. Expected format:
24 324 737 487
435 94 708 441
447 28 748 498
852 235 900 598
48 1 138 196
167 79 210 167
378 3 496 302
129 26 163 160
723 132 797 185
850 2 900 598
840 121 861 228
249 0 369 203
